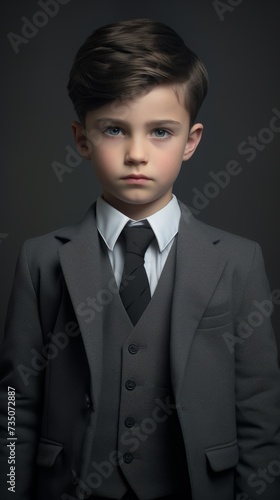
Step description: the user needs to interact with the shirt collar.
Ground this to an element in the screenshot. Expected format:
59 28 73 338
96 194 181 252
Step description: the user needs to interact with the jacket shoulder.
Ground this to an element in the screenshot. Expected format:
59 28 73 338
180 201 259 250
194 216 258 248
23 225 74 266
22 203 97 271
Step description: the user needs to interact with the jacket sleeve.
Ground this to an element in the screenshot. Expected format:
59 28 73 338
0 241 45 500
235 243 280 499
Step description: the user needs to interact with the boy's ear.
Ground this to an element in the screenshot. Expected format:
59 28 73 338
182 123 204 161
71 121 92 160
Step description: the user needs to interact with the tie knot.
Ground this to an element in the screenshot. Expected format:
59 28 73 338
121 223 155 258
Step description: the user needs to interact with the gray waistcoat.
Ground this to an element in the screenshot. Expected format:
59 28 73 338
88 233 191 499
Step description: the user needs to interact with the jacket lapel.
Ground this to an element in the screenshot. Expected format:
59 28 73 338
170 201 228 399
56 203 111 409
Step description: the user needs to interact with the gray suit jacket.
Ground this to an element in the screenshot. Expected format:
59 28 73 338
0 200 280 500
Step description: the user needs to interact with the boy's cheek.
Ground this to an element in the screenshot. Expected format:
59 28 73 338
90 148 115 166
155 152 182 173
91 155 119 179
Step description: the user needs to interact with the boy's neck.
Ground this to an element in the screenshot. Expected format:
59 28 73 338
101 192 173 220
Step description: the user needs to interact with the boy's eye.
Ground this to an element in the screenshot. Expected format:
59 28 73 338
152 129 171 138
104 127 123 136
102 126 171 138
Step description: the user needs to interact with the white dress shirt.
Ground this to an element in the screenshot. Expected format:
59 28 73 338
96 194 181 296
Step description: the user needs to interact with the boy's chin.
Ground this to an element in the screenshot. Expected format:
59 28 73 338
105 195 163 207
102 191 173 218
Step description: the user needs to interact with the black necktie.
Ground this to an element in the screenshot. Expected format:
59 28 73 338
119 222 155 325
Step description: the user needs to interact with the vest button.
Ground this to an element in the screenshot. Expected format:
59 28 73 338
123 452 133 464
124 417 135 428
128 343 138 354
125 380 136 391
85 394 92 409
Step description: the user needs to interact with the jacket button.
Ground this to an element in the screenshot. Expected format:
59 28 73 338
125 380 136 391
128 343 138 354
85 394 92 409
124 417 135 428
123 452 133 463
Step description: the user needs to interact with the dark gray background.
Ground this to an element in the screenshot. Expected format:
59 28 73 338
1 0 279 348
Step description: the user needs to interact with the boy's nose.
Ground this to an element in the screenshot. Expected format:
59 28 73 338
124 137 148 165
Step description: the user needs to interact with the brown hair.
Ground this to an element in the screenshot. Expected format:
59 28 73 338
67 18 209 126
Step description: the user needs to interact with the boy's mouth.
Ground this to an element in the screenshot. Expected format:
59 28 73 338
121 174 152 184
121 174 151 180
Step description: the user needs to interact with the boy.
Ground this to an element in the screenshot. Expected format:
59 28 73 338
0 17 280 500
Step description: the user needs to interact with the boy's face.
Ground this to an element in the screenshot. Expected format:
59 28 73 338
72 85 203 219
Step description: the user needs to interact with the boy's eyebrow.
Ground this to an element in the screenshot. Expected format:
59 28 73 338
94 118 182 127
